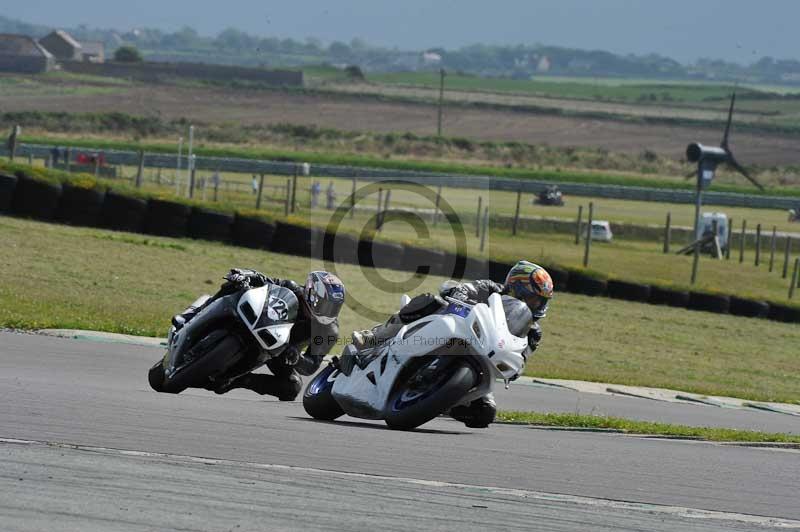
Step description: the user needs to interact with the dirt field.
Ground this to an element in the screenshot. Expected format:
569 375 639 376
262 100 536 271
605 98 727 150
3 81 800 166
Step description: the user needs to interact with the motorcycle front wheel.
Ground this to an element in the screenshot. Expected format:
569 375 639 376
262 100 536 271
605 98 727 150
303 365 345 421
385 359 476 430
161 331 246 394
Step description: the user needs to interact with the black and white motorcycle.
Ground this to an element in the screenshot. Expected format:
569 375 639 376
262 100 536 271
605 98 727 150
148 282 299 394
303 293 529 430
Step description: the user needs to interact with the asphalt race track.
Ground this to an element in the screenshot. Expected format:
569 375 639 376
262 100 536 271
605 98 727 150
1 331 798 531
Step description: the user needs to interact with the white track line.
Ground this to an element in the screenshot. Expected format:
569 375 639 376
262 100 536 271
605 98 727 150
2 437 798 529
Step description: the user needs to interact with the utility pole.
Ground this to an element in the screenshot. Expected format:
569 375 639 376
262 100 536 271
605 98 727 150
437 68 446 137
176 136 183 196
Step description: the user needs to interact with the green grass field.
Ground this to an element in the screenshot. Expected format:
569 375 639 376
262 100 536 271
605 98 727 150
1 215 798 403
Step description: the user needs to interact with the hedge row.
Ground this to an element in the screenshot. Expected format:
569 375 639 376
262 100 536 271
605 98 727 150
1 168 798 325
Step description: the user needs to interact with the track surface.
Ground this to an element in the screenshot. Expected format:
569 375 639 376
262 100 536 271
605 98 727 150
1 331 798 531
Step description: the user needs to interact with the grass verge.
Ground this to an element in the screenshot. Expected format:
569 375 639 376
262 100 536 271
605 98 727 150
497 411 800 443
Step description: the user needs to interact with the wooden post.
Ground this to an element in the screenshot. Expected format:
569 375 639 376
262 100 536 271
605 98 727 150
135 150 145 189
27 153 33 166
437 68 446 136
725 217 733 259
476 196 482 237
188 166 196 199
284 178 291 216
65 147 71 172
156 167 162 185
512 189 522 236
290 166 298 213
213 179 219 202
755 224 762 266
691 244 700 285
575 205 583 245
378 189 391 231
433 184 442 226
783 237 792 279
256 173 265 210
94 157 100 177
790 258 800 299
769 226 777 272
480 206 489 252
739 219 746 263
663 212 671 254
583 202 593 267
8 125 19 161
350 177 356 219
376 188 383 230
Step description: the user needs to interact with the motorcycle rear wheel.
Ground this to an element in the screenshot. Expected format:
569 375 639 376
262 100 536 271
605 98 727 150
303 365 345 421
385 360 476 430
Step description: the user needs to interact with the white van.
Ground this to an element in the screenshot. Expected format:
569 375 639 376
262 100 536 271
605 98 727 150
590 221 613 242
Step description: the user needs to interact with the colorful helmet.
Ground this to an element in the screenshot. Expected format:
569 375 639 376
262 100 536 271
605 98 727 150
503 261 554 319
304 271 346 325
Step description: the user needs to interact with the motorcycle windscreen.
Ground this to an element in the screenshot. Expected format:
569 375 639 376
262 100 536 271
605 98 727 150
252 284 299 351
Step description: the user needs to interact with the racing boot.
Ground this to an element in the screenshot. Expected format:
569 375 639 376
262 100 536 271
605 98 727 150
449 393 497 428
171 295 213 331
351 314 404 350
214 372 302 401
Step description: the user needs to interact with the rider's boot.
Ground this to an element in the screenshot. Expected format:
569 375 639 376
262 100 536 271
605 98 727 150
450 393 497 428
213 371 302 401
171 295 213 330
352 314 404 350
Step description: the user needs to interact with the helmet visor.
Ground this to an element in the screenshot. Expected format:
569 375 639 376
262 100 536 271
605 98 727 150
310 295 344 325
524 293 549 318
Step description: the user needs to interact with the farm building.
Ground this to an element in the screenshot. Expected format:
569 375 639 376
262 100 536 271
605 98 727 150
79 40 105 63
0 34 55 73
39 30 82 61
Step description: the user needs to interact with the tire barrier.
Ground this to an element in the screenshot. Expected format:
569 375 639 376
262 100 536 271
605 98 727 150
100 191 148 233
11 175 62 221
607 280 652 303
0 173 17 212
272 222 315 257
649 286 690 308
372 241 405 271
688 292 730 314
319 231 359 265
546 266 570 293
57 184 106 227
463 257 490 280
146 199 191 238
231 215 276 250
566 272 607 297
189 208 234 242
729 297 770 319
767 304 800 324
403 246 445 276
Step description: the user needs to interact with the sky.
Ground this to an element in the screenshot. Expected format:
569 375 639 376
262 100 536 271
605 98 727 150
8 0 797 64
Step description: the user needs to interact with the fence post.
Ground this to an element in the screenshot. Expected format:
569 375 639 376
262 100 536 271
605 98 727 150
188 166 196 199
65 147 71 172
783 237 792 279
476 196 482 237
284 178 291 216
480 206 489 253
376 188 383 230
755 224 762 266
256 173 265 210
725 217 732 259
575 205 583 245
739 219 746 263
135 150 145 189
769 226 777 272
290 166 299 213
512 189 522 236
663 212 671 253
378 189 392 231
350 177 356 219
433 185 442 227
27 153 33 166
8 125 19 162
583 202 593 267
790 258 800 299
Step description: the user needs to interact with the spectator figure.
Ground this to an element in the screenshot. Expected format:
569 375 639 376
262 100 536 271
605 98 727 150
252 175 258 195
326 181 337 210
310 181 321 208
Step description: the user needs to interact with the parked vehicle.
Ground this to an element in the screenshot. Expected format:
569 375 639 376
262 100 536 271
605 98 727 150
302 293 528 430
697 212 729 252
590 220 613 242
789 207 800 223
148 282 299 394
534 185 565 206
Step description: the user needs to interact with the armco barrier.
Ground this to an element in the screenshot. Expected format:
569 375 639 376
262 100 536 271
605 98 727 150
12 143 800 211
0 173 797 324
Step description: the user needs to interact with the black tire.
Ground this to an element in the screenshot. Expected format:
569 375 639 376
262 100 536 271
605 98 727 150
162 332 246 394
688 292 730 314
729 297 770 319
232 215 275 249
189 208 234 242
440 252 463 280
0 173 17 212
463 257 490 279
148 358 167 393
567 272 607 297
11 175 62 221
57 184 105 227
146 199 191 237
607 280 652 303
546 266 570 292
303 365 345 421
404 246 445 276
101 192 148 233
319 231 358 264
372 241 405 270
488 260 511 283
384 360 477 430
649 286 690 308
768 304 800 324
272 222 314 256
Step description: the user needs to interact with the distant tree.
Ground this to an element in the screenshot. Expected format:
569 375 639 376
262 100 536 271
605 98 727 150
329 41 351 58
114 45 143 63
344 65 365 81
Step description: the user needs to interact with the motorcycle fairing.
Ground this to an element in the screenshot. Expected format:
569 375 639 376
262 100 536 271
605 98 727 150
237 283 298 353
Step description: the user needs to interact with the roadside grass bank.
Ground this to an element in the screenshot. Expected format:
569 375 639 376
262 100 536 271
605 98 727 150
497 411 800 443
1 216 799 404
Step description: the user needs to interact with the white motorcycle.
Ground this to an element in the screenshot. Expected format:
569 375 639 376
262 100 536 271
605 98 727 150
303 293 529 430
148 282 299 394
